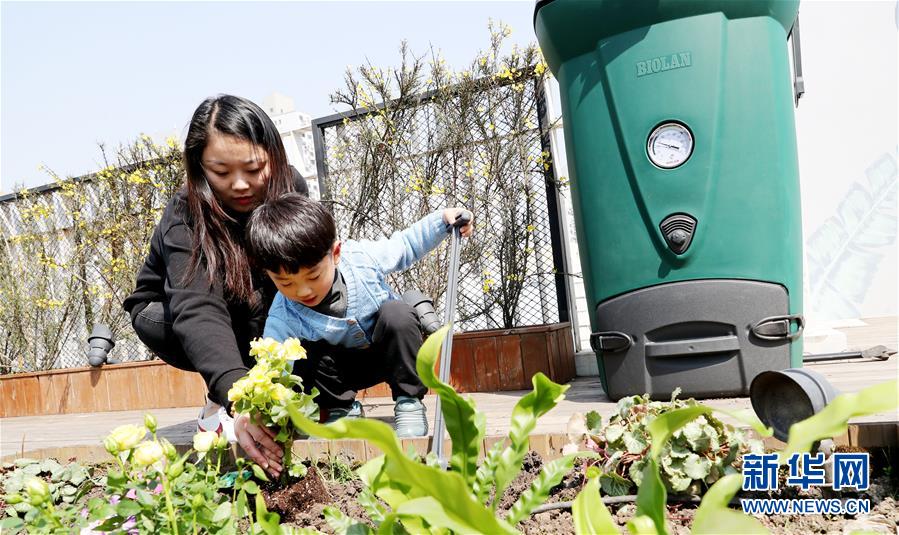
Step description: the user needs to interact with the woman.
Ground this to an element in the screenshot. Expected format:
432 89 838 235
124 94 307 476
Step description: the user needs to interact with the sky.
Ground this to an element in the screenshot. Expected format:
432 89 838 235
1 1 536 191
2 1 896 319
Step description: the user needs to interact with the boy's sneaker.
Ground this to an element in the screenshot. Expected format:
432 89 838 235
324 400 365 424
394 396 428 438
197 398 237 443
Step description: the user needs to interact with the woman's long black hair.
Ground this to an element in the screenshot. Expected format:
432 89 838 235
182 94 293 303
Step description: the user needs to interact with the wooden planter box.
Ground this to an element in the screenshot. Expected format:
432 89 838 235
0 322 575 417
0 361 206 418
360 322 576 398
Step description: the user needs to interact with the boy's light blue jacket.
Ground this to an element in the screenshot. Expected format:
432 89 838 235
263 210 449 347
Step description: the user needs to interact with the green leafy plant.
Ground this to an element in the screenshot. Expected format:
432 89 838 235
0 413 272 534
569 379 899 535
565 389 763 497
1 458 95 518
286 326 590 534
227 336 320 482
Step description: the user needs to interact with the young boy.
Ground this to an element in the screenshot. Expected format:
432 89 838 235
246 193 473 437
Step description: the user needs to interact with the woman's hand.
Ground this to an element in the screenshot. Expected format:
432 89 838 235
234 413 283 478
443 207 474 238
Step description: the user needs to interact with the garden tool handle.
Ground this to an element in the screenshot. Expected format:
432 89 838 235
451 210 472 229
432 217 465 466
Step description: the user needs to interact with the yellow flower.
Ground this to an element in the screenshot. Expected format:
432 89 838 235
193 431 218 453
534 62 547 76
249 368 269 386
526 224 536 232
107 424 147 451
249 337 280 358
132 440 164 467
271 383 293 402
24 477 50 506
280 338 307 360
228 377 249 401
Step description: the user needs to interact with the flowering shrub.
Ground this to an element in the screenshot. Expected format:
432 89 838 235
0 413 298 534
0 136 183 372
228 337 320 481
324 22 560 330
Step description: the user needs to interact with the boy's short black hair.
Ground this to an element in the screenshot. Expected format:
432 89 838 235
246 192 337 273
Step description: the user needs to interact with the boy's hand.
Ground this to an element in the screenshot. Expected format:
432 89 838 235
443 208 474 238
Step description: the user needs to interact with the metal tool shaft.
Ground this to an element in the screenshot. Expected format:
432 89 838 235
431 214 466 465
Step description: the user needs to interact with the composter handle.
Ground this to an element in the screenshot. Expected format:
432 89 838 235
751 314 804 341
645 335 740 358
590 331 633 352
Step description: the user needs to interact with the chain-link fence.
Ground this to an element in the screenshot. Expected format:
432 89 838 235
0 55 570 372
313 72 569 332
0 141 184 373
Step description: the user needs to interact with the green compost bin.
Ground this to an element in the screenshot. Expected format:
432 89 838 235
534 0 804 400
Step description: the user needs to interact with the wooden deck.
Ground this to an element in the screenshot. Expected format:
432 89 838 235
1 316 896 463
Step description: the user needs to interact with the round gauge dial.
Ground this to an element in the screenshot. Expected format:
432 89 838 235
647 122 694 169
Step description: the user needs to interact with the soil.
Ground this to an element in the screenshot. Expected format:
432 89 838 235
261 466 330 524
278 450 899 534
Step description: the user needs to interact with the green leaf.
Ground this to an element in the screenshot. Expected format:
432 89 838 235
682 454 712 480
492 373 569 507
357 487 387 524
635 458 667 535
135 489 155 506
627 515 658 535
254 493 282 535
473 439 505 504
236 490 249 519
646 406 711 459
571 474 618 535
692 474 768 534
713 408 773 439
0 517 24 532
605 424 625 444
116 499 142 517
585 411 603 434
375 513 404 535
324 505 374 535
287 403 518 534
242 480 260 495
623 430 648 454
415 326 485 488
251 463 271 482
599 471 632 497
395 496 484 534
356 456 411 510
507 453 579 524
105 469 127 488
212 501 232 523
781 380 899 461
